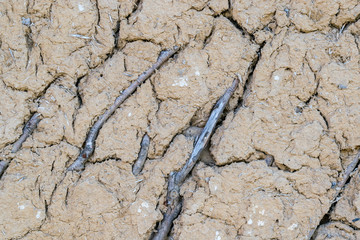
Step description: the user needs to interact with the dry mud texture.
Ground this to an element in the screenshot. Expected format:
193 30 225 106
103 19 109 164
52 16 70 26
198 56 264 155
1 0 360 239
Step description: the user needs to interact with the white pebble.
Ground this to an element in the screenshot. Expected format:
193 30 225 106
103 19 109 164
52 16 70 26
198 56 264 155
78 4 84 12
215 231 221 240
141 201 149 208
36 211 41 219
172 76 188 87
288 223 298 230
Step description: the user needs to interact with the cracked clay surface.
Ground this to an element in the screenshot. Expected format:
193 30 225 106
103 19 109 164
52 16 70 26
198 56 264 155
1 0 360 239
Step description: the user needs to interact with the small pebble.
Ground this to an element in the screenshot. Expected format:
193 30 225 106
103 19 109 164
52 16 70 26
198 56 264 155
294 106 303 114
284 8 290 17
338 84 347 90
265 155 274 166
21 17 31 26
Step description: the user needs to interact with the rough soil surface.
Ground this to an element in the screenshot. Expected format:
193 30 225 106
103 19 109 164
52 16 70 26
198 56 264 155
0 0 360 239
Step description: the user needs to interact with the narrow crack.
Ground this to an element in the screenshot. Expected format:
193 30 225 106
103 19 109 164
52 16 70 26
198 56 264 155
64 187 69 206
48 3 53 23
95 0 100 26
209 149 276 170
317 108 329 129
222 12 252 40
301 60 330 131
38 45 44 64
33 76 60 99
71 75 85 130
113 11 121 49
235 42 265 112
202 23 215 49
90 155 121 166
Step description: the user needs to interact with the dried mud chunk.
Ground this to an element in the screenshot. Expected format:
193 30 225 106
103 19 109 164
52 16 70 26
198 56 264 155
205 17 259 75
208 0 229 14
211 30 358 171
122 41 162 75
314 222 360 240
211 99 327 169
290 0 339 32
254 29 274 45
143 134 194 176
172 215 238 240
119 0 213 47
173 162 334 239
0 143 77 239
318 135 342 171
28 0 136 75
41 160 151 239
231 0 278 34
317 62 360 149
275 6 291 28
149 99 198 157
0 2 30 81
148 47 207 156
210 107 256 165
32 84 78 147
35 0 97 72
2 48 54 94
289 121 323 157
28 0 52 17
154 48 210 103
287 167 333 199
49 177 124 238
251 32 321 101
348 20 360 35
331 1 360 27
0 83 30 148
92 0 137 65
0 0 54 94
129 198 162 235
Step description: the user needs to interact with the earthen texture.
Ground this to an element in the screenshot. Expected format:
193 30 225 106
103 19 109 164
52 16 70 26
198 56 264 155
1 0 360 239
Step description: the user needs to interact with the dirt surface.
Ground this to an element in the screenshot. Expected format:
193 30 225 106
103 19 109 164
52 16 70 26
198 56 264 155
1 0 360 239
